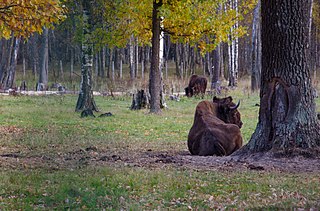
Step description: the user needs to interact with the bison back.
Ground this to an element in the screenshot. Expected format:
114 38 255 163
188 130 226 156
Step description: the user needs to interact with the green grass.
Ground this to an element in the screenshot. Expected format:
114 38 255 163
0 88 320 210
1 168 319 210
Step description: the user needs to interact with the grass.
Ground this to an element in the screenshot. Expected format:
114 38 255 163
0 82 320 209
1 167 319 209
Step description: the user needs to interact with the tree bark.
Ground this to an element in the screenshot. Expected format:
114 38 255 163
251 0 261 92
211 44 221 91
0 36 13 87
75 0 98 112
175 43 182 78
149 0 162 113
37 28 49 91
237 0 320 157
129 35 135 80
5 37 20 88
0 39 8 86
227 0 239 87
119 48 123 79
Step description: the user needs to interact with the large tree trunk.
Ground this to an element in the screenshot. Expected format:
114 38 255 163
75 0 98 112
149 0 162 113
237 0 320 156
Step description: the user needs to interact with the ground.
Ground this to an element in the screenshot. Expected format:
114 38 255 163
1 134 320 174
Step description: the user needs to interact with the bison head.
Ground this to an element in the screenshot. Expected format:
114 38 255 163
213 96 243 128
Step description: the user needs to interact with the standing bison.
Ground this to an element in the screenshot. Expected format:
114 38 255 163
187 96 243 156
185 75 207 97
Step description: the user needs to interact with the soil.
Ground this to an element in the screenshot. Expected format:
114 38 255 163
1 125 319 173
1 143 320 173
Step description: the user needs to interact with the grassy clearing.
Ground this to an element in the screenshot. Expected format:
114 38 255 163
1 167 319 210
0 87 320 209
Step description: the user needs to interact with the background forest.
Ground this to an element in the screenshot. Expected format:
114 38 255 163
0 0 319 97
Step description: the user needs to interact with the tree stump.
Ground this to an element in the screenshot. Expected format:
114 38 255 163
130 90 149 110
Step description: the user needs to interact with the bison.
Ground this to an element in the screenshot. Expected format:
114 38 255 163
185 75 207 97
187 96 243 156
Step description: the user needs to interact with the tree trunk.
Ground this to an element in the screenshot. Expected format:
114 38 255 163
251 0 261 92
237 0 320 157
101 47 106 77
141 46 145 80
119 48 123 79
0 36 14 87
112 61 115 81
70 47 74 82
31 34 39 81
60 60 64 81
135 38 139 78
0 39 7 87
227 0 239 87
37 28 49 91
129 35 135 80
6 37 20 88
108 48 113 79
175 43 182 78
211 44 221 91
75 0 98 112
149 0 162 113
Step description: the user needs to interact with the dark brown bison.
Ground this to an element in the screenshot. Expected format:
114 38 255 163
185 75 207 97
187 96 243 156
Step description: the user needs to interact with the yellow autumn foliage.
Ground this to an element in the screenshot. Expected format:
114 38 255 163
0 0 66 39
104 0 256 53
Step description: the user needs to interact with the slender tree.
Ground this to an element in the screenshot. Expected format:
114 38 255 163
237 0 320 156
37 28 49 91
2 36 20 88
149 0 162 113
251 0 261 92
75 0 98 112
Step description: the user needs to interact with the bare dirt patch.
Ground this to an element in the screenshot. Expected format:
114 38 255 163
1 144 320 173
0 126 24 136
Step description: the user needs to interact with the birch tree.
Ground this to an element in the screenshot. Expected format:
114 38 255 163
251 0 261 92
0 36 20 88
227 0 239 87
75 0 98 112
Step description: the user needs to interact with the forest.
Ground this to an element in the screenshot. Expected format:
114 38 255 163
1 0 320 209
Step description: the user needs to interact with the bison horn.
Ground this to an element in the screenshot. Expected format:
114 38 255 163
230 100 240 110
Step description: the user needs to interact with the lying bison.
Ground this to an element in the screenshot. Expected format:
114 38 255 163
185 75 207 97
187 96 243 156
